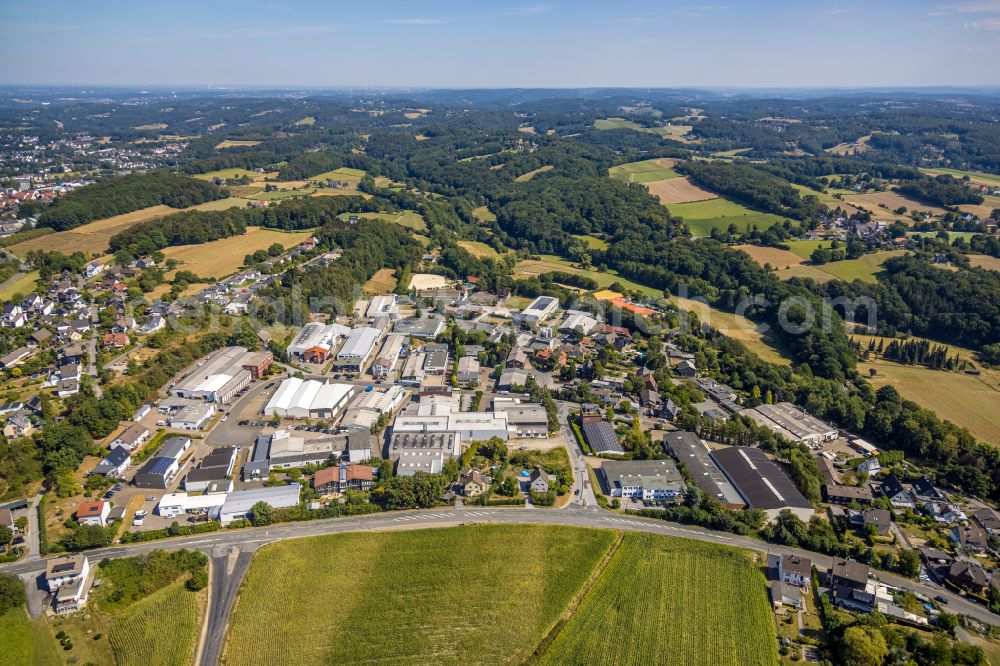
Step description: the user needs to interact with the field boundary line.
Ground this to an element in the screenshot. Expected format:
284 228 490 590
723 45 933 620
522 531 625 664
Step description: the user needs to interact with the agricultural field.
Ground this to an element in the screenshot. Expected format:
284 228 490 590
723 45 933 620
608 159 679 184
968 254 1000 272
816 249 904 283
920 167 1000 187
193 168 275 182
858 356 1000 445
958 195 1000 220
363 268 398 294
734 244 803 270
184 197 255 212
472 205 496 223
408 273 450 290
514 165 553 182
133 122 167 130
309 167 366 194
514 254 662 298
457 240 500 258
108 581 202 666
571 234 609 250
666 198 786 237
825 134 872 156
0 269 40 300
7 204 179 257
256 186 317 201
645 176 718 204
223 525 618 665
339 211 426 231
215 139 261 149
844 191 946 219
672 295 790 365
294 116 316 125
160 226 315 286
782 239 835 260
537 533 778 666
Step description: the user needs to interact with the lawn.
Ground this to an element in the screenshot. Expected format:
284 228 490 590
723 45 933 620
160 226 315 284
667 198 786 237
7 204 180 257
608 159 679 184
108 580 202 666
0 270 40 301
0 609 63 666
223 525 618 665
537 533 778 666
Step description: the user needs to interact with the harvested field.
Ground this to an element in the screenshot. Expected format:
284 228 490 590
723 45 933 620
735 244 803 270
408 273 451 290
458 240 500 258
362 268 397 294
184 197 255 212
294 116 316 125
514 255 661 298
215 140 261 149
777 264 836 283
958 195 1000 220
160 227 315 286
609 159 679 184
133 123 167 130
645 176 718 204
672 295 790 365
340 211 426 231
193 168 275 182
845 191 946 218
7 204 179 257
969 254 1000 272
514 165 553 182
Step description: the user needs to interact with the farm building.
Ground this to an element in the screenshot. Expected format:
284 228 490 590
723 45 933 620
710 446 813 522
263 378 355 419
663 431 745 509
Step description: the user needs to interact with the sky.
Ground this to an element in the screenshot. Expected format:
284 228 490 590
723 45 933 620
1 0 999 88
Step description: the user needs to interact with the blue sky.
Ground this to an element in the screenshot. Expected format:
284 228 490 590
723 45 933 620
2 0 998 87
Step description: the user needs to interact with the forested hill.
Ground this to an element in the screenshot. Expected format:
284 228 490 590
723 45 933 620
38 172 226 231
679 160 826 221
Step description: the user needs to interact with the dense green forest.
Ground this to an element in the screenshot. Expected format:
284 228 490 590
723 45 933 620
679 160 825 221
37 172 226 231
897 174 984 206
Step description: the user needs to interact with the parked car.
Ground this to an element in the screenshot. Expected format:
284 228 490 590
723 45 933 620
935 595 950 605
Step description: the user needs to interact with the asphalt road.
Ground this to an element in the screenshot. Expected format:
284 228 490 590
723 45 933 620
558 400 598 508
5 504 999 633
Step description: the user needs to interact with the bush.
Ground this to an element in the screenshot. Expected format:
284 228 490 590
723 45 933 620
0 573 26 614
186 568 208 592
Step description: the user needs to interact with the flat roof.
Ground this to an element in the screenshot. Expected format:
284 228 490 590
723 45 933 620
663 431 744 506
337 327 381 358
710 446 812 511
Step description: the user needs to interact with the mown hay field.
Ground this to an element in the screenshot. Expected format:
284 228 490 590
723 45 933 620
160 226 315 284
222 525 618 665
645 175 718 204
108 580 202 666
515 165 554 182
609 159 679 183
735 244 804 270
667 198 785 237
362 268 398 294
7 204 180 257
458 240 500 258
844 190 945 219
920 167 1000 187
537 533 778 666
672 295 790 365
968 254 1000 272
215 140 261 149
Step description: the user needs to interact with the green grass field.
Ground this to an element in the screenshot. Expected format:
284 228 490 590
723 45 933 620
309 167 366 182
457 240 500 258
572 234 609 250
193 168 266 182
782 239 834 259
920 167 1000 185
256 187 318 201
515 254 662 297
223 525 618 665
0 609 63 666
667 198 786 236
0 270 40 301
340 210 427 231
224 526 778 666
609 159 679 183
294 116 316 126
538 533 778 666
816 250 904 283
472 205 497 222
595 117 645 132
108 580 201 666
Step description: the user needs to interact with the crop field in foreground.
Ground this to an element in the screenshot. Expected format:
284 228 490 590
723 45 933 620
222 525 618 665
538 533 778 666
108 580 202 666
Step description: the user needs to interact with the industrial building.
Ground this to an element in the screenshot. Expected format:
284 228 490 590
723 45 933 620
710 446 814 522
514 295 560 325
340 385 405 430
263 378 355 419
247 429 375 472
212 484 302 525
183 446 237 492
388 431 461 476
392 408 509 442
170 347 272 404
600 459 686 501
559 311 600 336
366 294 399 320
286 322 350 363
494 398 549 438
371 334 405 377
663 431 745 508
393 316 445 339
169 403 216 430
132 437 191 489
580 419 625 455
400 352 426 386
334 326 382 371
749 402 838 447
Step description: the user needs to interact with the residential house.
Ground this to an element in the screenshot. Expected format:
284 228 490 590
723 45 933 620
947 560 991 596
857 458 881 475
45 554 90 592
3 411 34 438
863 508 892 537
75 501 111 527
313 463 375 494
952 524 989 554
829 558 873 612
778 554 812 587
880 475 916 509
102 332 129 349
529 468 553 494
458 468 488 497
110 422 151 452
973 508 1000 536
771 582 803 609
92 447 131 477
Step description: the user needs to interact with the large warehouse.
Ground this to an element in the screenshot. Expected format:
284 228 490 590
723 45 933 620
263 378 355 419
663 431 745 509
710 446 814 522
170 346 272 404
334 326 382 371
286 322 351 363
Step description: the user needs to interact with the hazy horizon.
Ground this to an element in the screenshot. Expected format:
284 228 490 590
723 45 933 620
3 0 999 88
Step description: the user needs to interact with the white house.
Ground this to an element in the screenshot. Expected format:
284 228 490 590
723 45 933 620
75 501 111 526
